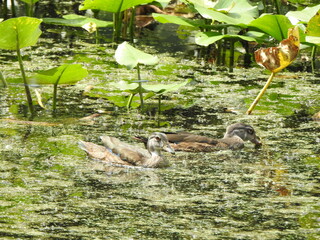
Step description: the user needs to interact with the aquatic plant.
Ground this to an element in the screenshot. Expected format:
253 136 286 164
115 41 158 109
30 64 88 112
0 71 8 88
43 14 113 43
286 5 320 73
0 16 42 115
79 0 154 42
154 0 260 71
246 26 300 115
19 0 40 16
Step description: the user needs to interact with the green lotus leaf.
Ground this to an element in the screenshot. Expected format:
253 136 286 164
0 17 42 50
249 14 293 41
195 31 256 46
115 42 159 70
79 0 154 13
306 11 320 37
152 13 205 28
43 14 113 28
19 0 40 4
286 4 320 24
30 64 88 85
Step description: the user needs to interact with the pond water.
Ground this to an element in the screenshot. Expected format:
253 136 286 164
1 16 320 240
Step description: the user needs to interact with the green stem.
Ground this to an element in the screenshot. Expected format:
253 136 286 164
52 66 67 113
10 0 16 17
229 39 234 73
274 0 280 14
127 93 134 109
311 45 317 74
137 64 144 110
16 47 34 115
3 0 8 19
221 27 227 66
53 83 58 112
0 71 8 88
246 72 276 115
157 95 161 127
129 7 136 43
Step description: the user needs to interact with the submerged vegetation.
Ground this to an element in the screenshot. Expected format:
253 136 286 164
0 0 320 239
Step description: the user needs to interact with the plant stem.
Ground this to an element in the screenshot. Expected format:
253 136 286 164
127 93 134 109
311 45 317 74
0 71 8 88
137 64 144 110
246 72 276 115
273 0 280 14
16 47 34 115
10 0 16 17
129 7 135 42
229 39 234 73
53 83 58 112
157 95 161 127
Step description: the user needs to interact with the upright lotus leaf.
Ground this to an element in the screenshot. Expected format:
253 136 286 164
0 17 42 50
79 0 154 12
190 0 257 26
43 14 113 29
195 31 256 46
30 64 88 112
249 15 293 41
305 11 320 45
0 16 42 114
19 0 40 4
193 4 246 27
30 64 88 85
286 4 320 24
152 13 206 28
115 41 159 69
213 0 259 23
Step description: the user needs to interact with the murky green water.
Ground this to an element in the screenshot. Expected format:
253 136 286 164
0 23 320 240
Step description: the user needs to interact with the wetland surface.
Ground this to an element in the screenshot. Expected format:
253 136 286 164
0 21 320 240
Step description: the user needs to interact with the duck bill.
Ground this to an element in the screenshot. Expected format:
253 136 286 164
251 136 262 147
163 144 175 154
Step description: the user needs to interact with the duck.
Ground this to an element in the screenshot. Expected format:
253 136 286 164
134 123 262 152
78 132 175 168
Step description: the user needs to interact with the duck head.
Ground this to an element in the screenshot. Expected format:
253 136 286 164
147 132 175 156
224 123 262 146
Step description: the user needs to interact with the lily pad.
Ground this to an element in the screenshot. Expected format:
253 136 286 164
115 42 159 70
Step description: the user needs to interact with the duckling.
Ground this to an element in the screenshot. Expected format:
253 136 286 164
79 132 175 168
135 123 261 152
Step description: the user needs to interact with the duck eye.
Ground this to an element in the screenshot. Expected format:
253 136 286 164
247 129 254 134
155 136 161 141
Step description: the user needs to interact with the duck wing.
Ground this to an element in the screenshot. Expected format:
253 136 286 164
78 140 130 165
165 132 219 145
100 136 150 166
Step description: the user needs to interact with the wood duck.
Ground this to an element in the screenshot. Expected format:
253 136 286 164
135 123 261 152
79 132 175 168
